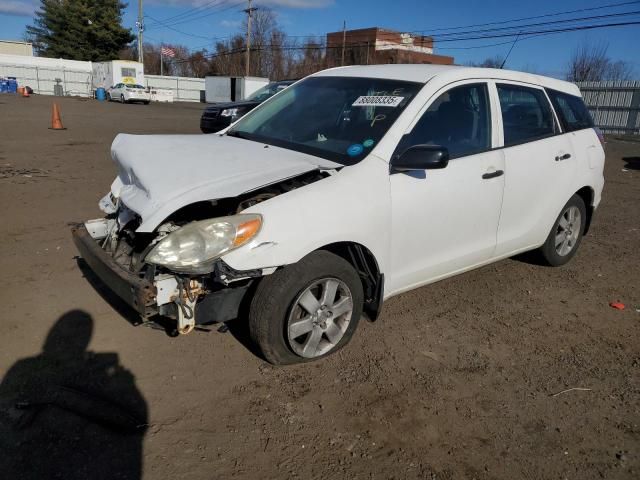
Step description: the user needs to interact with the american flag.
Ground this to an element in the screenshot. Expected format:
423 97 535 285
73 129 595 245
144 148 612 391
161 46 175 58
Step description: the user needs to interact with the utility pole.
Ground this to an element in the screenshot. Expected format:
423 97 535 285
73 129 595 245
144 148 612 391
136 0 144 65
244 0 256 77
341 20 346 66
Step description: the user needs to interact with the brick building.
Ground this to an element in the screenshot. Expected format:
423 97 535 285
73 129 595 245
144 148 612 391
326 27 454 67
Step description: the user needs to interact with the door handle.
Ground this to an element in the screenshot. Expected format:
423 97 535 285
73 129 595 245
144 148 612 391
555 153 571 161
482 170 504 180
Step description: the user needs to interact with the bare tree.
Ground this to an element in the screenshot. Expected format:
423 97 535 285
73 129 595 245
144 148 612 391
567 41 609 82
466 55 505 68
604 60 633 81
566 40 633 82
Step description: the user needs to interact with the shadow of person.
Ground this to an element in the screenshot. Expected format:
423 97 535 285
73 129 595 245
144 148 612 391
0 310 148 480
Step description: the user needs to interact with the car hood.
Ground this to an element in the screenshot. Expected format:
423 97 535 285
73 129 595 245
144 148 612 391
110 133 340 232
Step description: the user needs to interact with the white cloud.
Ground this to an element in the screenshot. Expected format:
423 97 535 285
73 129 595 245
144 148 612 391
220 19 241 28
0 1 36 17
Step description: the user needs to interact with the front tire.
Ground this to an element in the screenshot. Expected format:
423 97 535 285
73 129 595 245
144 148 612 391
540 194 587 266
249 250 363 365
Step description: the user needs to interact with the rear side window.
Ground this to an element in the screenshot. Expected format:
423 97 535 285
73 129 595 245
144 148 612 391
546 89 594 132
497 84 556 146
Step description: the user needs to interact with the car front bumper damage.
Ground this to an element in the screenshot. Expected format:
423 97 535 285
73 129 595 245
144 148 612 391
71 222 252 334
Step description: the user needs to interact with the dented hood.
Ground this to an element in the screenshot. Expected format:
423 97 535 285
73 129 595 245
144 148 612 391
110 133 339 232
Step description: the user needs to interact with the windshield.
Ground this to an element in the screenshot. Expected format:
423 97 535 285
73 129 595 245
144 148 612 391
247 82 289 102
229 76 422 164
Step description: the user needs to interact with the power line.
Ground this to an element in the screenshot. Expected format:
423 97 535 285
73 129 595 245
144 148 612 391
167 20 640 64
146 0 245 30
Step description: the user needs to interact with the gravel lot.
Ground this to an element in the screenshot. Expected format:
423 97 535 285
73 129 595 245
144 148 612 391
0 94 638 479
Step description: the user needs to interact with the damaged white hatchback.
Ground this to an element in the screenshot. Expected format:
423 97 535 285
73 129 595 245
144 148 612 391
73 65 604 364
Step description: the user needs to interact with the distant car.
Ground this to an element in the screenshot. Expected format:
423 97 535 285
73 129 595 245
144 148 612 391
107 83 151 104
200 80 295 133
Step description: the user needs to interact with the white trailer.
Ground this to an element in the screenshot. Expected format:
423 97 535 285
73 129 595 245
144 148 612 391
204 76 269 103
92 60 144 89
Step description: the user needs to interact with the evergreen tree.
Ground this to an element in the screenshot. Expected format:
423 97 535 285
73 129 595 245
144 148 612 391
27 0 134 61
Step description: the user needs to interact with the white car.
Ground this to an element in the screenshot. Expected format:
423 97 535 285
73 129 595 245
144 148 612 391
73 65 605 365
107 83 150 104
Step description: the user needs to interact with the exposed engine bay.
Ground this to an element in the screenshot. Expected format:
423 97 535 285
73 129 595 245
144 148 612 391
82 170 332 335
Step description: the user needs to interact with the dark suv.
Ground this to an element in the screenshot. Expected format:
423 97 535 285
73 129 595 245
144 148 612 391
200 80 294 133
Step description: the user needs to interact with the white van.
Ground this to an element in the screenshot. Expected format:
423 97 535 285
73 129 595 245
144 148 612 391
73 65 605 365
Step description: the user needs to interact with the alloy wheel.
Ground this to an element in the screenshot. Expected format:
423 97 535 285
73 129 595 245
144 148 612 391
555 205 582 256
287 278 354 358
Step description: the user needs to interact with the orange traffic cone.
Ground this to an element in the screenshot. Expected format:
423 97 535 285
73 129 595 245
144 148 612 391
49 103 66 130
22 87 29 98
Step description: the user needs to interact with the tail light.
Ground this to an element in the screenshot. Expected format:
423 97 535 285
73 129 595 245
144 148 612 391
594 127 605 148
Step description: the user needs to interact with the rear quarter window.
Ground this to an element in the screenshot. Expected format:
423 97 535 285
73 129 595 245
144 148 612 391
546 89 594 133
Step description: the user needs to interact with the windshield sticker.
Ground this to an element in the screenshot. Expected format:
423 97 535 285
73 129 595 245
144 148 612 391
363 139 375 148
352 96 404 107
347 144 364 156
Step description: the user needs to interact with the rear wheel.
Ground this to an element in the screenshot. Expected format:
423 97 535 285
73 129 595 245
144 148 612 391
249 250 363 365
540 194 587 266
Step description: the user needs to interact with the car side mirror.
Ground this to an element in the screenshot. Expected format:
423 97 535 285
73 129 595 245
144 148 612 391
390 145 449 173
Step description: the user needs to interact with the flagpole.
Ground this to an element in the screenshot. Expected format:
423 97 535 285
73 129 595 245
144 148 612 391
160 45 163 76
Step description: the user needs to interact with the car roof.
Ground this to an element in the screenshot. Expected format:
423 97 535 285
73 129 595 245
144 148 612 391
312 64 581 96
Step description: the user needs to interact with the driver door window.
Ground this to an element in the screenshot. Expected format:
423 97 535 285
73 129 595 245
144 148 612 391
397 83 492 159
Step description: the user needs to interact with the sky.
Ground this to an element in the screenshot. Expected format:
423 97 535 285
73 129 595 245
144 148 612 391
1 0 639 78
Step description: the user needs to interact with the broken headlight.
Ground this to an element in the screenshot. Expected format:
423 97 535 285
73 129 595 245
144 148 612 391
145 214 262 273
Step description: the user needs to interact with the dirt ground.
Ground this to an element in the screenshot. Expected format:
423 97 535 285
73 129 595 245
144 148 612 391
0 94 638 480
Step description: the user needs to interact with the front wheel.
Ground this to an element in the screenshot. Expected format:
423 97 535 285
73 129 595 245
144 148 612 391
249 250 363 365
539 194 587 266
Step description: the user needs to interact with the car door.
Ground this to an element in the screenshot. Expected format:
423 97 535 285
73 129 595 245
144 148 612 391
387 81 505 295
493 82 576 256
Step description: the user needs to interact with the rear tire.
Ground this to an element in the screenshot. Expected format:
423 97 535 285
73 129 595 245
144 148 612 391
539 194 587 266
249 250 363 365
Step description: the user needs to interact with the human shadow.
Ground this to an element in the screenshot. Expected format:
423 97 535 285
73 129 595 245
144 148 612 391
0 310 148 480
623 156 640 170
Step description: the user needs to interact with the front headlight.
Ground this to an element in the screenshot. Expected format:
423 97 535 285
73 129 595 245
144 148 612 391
146 214 262 273
220 108 239 117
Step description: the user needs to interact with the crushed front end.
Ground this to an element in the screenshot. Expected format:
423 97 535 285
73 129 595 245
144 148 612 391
71 200 259 335
72 170 329 334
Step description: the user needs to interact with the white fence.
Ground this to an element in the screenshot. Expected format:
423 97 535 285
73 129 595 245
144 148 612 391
576 80 640 135
0 55 206 102
144 75 205 102
0 62 93 97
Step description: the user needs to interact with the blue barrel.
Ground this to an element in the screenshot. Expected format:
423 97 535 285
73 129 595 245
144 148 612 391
0 79 7 94
7 77 17 94
96 87 106 101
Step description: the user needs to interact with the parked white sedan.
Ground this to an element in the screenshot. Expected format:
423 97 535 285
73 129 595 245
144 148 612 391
73 65 605 364
107 83 150 104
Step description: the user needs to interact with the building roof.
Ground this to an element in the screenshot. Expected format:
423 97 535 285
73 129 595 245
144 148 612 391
313 64 579 95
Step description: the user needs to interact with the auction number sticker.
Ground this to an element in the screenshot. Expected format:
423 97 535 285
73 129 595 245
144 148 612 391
352 95 404 107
